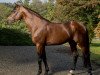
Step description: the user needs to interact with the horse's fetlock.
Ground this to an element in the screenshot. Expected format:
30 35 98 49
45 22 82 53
44 71 48 75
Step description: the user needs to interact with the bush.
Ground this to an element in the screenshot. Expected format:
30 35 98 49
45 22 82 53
0 20 33 46
0 28 33 46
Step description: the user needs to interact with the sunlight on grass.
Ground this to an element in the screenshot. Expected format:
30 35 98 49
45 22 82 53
91 39 100 54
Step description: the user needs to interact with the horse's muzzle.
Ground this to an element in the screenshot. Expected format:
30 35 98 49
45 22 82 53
6 19 14 24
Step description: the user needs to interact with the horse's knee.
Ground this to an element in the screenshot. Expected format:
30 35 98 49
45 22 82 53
73 52 78 62
38 57 42 64
73 51 78 57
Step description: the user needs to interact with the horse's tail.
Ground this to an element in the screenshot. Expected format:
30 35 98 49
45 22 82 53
82 28 92 69
86 29 90 51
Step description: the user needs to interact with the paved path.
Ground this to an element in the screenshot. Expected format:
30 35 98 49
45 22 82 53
0 46 100 75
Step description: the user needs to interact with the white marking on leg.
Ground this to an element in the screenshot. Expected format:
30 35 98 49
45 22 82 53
69 70 74 74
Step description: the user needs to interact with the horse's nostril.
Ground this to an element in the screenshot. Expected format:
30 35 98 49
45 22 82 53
6 20 12 24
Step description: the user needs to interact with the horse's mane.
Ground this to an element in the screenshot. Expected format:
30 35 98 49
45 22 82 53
23 6 50 22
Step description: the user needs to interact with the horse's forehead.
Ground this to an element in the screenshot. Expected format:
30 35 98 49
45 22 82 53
14 5 21 10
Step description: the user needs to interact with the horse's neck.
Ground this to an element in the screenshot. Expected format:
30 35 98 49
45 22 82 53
22 8 48 32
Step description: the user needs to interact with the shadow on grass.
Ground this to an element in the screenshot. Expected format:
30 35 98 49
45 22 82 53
91 43 100 47
91 52 100 66
0 28 33 46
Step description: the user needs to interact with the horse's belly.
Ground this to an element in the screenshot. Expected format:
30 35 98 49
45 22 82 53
46 24 70 45
46 34 69 45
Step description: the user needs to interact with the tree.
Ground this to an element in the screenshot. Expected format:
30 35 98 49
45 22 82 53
23 0 30 7
44 0 55 21
30 0 43 12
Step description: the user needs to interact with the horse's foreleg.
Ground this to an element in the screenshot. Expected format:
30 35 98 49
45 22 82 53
69 41 79 74
36 43 49 75
42 50 49 75
37 54 42 75
36 44 44 75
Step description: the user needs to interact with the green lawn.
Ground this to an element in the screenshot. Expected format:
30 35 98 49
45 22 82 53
90 39 100 64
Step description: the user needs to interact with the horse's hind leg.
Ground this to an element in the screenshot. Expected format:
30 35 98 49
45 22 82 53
69 40 79 74
78 43 92 75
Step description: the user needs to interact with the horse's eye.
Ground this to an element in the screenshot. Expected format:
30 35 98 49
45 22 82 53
13 10 16 13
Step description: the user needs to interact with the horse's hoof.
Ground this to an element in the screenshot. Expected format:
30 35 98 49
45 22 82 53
87 69 92 75
37 73 41 75
44 72 48 75
37 71 42 75
88 73 92 75
37 73 42 75
37 72 41 75
70 70 74 74
67 73 74 75
67 70 75 75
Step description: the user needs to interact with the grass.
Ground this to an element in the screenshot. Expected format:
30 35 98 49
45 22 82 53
90 39 100 64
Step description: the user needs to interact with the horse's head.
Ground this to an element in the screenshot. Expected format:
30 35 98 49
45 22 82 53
7 3 23 23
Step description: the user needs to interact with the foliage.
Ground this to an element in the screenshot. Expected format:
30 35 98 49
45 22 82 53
0 28 33 46
0 19 33 45
0 3 12 20
44 0 55 21
23 0 30 7
30 0 43 13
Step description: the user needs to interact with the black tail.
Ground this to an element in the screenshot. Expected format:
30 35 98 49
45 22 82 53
83 29 92 70
86 29 90 53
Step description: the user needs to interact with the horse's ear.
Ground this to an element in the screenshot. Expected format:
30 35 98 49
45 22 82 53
15 2 23 7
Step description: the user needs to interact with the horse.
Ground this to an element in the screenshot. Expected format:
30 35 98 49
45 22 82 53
7 4 92 75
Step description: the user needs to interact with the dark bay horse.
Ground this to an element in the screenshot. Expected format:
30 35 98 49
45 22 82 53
7 4 92 75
